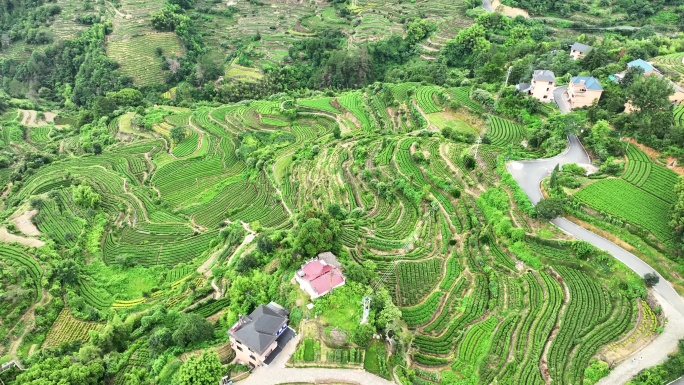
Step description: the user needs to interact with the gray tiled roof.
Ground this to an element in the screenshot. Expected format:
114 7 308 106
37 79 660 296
230 303 289 355
533 70 556 83
571 42 592 53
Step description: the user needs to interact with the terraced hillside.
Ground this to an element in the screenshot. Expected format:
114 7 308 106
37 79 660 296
0 82 656 384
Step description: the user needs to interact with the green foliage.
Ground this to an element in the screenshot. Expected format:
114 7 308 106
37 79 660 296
175 352 224 385
536 197 565 220
172 313 214 348
14 357 105 385
643 272 660 287
73 184 101 209
628 340 684 385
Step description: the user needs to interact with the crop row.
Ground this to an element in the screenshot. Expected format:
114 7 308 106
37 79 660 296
78 279 113 309
402 291 444 327
574 178 672 242
190 298 229 318
547 266 613 382
416 274 489 354
103 229 218 267
43 309 104 348
488 116 525 147
0 245 43 301
171 129 200 158
479 314 520 384
396 258 442 306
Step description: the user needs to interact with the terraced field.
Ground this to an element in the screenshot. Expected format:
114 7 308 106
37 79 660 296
106 33 184 87
1 83 654 384
575 145 678 245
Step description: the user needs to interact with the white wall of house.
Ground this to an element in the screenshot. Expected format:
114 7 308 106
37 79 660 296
530 79 555 102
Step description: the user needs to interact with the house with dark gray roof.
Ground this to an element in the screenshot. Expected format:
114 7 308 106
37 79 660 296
529 70 556 102
228 302 291 367
570 42 592 60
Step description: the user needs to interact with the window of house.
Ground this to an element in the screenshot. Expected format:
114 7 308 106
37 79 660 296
546 88 550 91
237 346 243 351
250 355 256 360
543 95 548 99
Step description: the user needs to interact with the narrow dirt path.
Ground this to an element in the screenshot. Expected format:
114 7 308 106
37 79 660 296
8 290 51 362
0 227 44 248
12 210 41 236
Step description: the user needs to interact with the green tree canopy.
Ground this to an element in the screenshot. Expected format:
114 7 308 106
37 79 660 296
175 351 224 385
172 313 214 348
170 126 187 144
293 212 339 259
14 357 105 384
73 183 101 209
536 197 565 220
671 176 684 254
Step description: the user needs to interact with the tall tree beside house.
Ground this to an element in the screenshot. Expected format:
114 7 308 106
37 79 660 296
625 74 675 143
175 352 224 385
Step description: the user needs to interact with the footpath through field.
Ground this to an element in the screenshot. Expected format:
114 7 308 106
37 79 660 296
507 135 684 384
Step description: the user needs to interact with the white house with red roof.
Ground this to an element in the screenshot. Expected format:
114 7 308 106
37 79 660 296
295 253 345 299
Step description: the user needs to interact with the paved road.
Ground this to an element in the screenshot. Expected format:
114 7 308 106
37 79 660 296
553 86 570 114
507 136 684 384
669 376 684 385
482 0 492 11
506 134 589 204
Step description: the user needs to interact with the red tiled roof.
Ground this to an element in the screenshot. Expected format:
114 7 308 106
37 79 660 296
302 260 325 278
299 260 345 295
310 272 345 295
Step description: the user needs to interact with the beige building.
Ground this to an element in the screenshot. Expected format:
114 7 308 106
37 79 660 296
228 302 291 367
529 70 556 102
567 76 603 109
570 42 592 60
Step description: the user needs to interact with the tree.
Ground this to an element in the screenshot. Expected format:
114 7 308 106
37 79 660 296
626 75 674 116
294 216 338 259
73 184 101 209
14 357 105 384
620 66 644 89
170 126 187 143
442 24 490 67
536 197 565 220
351 323 375 347
643 272 660 287
581 45 611 71
256 233 275 254
671 176 684 253
549 164 559 189
55 259 79 285
332 125 341 139
175 352 224 385
588 120 611 159
172 313 214 347
149 327 173 356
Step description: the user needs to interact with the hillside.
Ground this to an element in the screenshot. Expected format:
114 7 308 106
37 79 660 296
0 84 666 384
1 1 684 385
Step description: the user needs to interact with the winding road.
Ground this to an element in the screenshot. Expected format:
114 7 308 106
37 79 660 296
507 136 684 384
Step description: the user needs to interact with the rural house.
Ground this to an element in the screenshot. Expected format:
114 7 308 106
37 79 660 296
228 302 293 367
295 252 345 299
528 70 556 102
569 42 592 60
566 76 603 109
619 59 684 112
